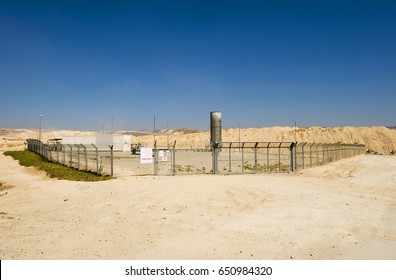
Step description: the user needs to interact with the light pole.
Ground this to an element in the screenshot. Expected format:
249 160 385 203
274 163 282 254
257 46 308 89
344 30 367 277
39 115 43 140
167 123 169 148
153 115 156 147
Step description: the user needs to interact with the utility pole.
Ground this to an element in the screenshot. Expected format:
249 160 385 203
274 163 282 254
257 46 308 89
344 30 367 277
153 115 156 147
167 123 169 148
238 122 241 149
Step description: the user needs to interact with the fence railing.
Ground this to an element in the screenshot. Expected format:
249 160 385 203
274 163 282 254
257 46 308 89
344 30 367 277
26 139 365 177
294 142 366 170
212 142 365 174
27 139 114 176
216 142 294 174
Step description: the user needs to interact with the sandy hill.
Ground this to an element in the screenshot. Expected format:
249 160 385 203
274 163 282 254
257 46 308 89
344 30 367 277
1 126 395 154
136 126 396 155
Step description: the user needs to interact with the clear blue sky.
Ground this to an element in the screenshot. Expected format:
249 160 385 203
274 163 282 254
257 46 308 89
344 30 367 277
1 0 395 131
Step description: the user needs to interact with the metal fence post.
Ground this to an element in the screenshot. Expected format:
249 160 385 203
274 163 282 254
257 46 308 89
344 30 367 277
83 145 88 171
63 144 66 165
47 145 50 161
154 141 159 175
294 142 298 171
228 143 232 173
241 143 245 174
278 142 282 172
266 143 270 173
56 144 59 163
290 142 295 172
110 145 114 177
76 144 80 170
172 141 176 176
254 142 258 174
92 144 99 174
301 142 307 169
327 144 331 162
172 148 176 176
68 144 73 168
46 145 51 161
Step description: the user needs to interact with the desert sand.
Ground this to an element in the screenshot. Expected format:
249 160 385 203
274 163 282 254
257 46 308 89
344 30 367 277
1 126 396 154
1 139 395 259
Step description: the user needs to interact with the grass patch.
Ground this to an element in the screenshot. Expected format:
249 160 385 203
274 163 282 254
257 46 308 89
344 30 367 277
3 150 111 181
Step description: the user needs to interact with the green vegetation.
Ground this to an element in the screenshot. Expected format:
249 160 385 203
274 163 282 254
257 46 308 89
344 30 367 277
174 164 209 174
3 151 111 181
244 162 290 172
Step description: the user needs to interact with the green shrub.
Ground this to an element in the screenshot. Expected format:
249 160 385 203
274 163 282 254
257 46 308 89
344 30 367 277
3 151 111 181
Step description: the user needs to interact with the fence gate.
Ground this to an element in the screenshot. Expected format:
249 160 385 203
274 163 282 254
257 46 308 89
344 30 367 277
153 146 176 176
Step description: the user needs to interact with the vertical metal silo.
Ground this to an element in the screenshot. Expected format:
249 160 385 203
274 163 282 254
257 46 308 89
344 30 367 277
210 111 222 174
210 111 222 147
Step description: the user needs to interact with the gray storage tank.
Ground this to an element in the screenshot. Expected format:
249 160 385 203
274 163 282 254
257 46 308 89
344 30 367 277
210 111 222 147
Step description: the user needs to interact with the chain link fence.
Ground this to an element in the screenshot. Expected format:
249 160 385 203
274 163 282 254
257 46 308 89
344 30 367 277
26 139 365 177
216 142 294 174
294 142 366 170
27 139 114 176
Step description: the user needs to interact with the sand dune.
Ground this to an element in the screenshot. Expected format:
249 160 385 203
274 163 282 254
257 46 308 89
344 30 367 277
137 126 396 155
1 126 396 154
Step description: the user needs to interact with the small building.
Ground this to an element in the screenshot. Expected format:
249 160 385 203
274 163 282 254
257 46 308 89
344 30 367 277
61 134 131 152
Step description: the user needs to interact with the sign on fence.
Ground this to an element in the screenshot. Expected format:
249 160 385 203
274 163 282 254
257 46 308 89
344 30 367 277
140 147 153 164
159 150 171 162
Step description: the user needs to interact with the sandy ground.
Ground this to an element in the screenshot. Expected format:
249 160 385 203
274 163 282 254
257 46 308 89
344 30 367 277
0 152 395 260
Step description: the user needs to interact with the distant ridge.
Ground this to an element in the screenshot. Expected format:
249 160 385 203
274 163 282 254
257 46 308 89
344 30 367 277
157 128 202 134
1 126 396 154
135 126 396 155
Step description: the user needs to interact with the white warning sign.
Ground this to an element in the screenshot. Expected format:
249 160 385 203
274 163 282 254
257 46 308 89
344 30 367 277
161 150 171 162
140 147 153 164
